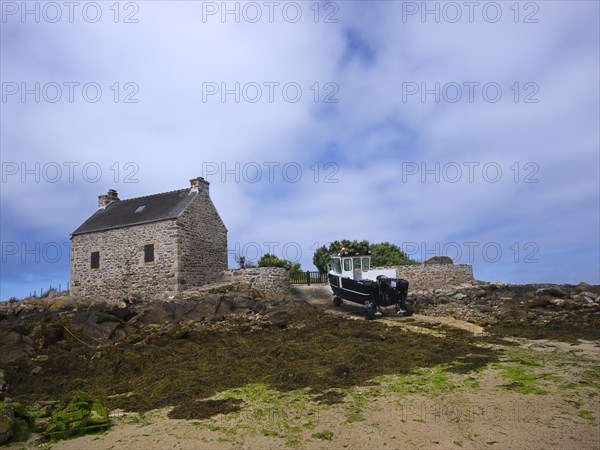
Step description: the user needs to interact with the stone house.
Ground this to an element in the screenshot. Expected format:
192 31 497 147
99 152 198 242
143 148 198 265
70 177 227 298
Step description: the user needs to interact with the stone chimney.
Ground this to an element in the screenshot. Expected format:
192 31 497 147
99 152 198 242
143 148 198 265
98 189 120 209
189 177 209 194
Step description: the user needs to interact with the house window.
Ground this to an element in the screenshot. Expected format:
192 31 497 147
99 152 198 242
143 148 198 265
91 251 100 269
144 244 155 263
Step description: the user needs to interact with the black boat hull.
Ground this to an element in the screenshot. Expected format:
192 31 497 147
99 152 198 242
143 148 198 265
328 274 374 304
328 273 410 308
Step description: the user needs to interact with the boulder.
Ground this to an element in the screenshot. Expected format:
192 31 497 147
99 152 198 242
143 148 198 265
580 291 599 302
0 401 35 444
82 321 122 343
87 402 109 427
12 418 29 442
0 331 33 364
535 287 566 298
104 306 137 322
215 298 232 315
47 297 79 311
425 256 454 265
572 294 593 305
0 401 15 444
186 298 220 321
267 311 291 329
34 401 58 419
46 392 109 441
137 302 176 324
31 323 64 349
577 282 593 291
231 296 259 311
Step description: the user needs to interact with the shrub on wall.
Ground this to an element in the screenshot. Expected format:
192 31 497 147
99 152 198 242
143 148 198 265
258 254 302 275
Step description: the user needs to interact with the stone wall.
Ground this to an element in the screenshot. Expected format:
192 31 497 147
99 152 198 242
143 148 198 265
221 267 291 298
70 220 180 298
177 181 228 288
215 265 472 297
391 264 474 290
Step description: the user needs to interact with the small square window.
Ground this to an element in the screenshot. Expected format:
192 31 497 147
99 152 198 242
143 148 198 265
362 257 370 272
144 244 154 263
91 251 100 269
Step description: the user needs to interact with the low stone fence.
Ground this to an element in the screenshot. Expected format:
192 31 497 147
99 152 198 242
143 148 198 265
218 265 474 295
390 264 474 290
220 264 473 296
220 267 291 298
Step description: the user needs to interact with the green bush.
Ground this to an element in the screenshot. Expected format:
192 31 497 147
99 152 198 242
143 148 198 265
258 254 302 275
313 240 418 274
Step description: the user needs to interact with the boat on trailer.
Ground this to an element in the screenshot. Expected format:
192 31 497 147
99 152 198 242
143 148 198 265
327 251 413 320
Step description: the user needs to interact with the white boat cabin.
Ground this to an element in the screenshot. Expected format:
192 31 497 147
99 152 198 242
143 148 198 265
329 251 396 281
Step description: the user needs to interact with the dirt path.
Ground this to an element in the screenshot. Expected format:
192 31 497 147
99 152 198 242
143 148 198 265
292 285 486 335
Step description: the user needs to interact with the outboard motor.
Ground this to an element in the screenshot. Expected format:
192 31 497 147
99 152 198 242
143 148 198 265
376 276 412 316
393 278 409 300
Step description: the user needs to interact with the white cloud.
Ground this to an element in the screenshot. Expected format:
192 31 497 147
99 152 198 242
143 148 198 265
1 0 599 298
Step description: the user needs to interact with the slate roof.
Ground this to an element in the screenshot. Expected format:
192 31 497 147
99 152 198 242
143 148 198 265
71 189 197 236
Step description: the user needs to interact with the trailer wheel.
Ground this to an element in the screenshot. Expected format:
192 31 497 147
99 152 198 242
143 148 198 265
333 296 342 306
396 302 414 317
365 306 376 320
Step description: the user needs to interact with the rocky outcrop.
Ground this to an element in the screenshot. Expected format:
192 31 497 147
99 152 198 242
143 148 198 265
0 275 296 366
410 281 600 328
424 256 454 265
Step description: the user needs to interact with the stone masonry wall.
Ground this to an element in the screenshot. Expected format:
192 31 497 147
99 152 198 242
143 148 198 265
221 267 291 298
391 264 474 290
177 183 228 288
70 181 228 299
70 220 180 298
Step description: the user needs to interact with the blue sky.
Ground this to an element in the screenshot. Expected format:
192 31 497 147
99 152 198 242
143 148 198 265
1 1 599 300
